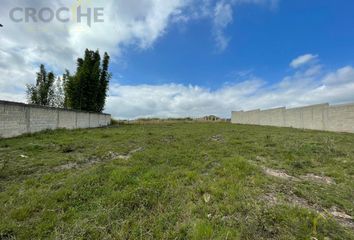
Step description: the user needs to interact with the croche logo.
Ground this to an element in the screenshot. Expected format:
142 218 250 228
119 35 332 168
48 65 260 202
9 0 104 27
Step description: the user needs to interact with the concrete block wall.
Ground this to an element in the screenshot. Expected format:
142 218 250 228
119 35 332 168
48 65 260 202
29 107 58 133
0 100 111 138
231 102 354 133
327 103 354 133
58 110 77 129
301 104 329 131
260 107 285 127
89 113 100 128
248 109 261 125
99 114 108 126
76 112 90 129
0 102 28 137
284 107 303 129
232 111 243 124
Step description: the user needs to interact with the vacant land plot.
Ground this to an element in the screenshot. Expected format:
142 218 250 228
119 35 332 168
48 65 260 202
0 123 353 239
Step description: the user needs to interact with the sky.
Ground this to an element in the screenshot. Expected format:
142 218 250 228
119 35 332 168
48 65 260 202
1 0 354 119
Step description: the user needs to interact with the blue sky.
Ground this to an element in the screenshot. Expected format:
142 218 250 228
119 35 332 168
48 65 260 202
1 0 354 118
116 0 354 88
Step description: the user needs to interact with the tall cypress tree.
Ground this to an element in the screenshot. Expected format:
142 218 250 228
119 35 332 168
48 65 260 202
62 70 71 108
64 49 111 112
97 52 110 112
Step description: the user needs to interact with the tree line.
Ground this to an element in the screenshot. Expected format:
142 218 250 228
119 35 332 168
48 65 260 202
26 49 111 113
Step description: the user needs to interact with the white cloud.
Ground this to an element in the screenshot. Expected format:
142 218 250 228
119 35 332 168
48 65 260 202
106 79 263 119
211 0 278 51
106 60 354 119
0 0 189 94
213 1 234 51
290 54 318 69
322 66 354 85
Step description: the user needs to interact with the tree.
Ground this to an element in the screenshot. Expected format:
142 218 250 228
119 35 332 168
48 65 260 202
62 70 71 108
26 50 110 112
26 65 66 107
26 64 55 106
64 49 111 112
51 77 65 108
97 52 110 112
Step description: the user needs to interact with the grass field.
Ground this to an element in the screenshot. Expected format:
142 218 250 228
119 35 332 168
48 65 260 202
0 123 353 239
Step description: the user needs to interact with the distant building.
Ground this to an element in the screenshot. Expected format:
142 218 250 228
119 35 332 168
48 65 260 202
198 115 229 122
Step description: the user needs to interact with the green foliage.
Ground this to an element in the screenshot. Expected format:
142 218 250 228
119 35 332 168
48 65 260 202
62 69 73 108
26 65 66 107
97 52 110 112
24 51 113 112
64 49 111 112
26 64 55 106
0 123 353 239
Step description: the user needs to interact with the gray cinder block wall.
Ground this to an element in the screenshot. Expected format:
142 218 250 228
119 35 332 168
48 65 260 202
0 100 111 138
231 103 354 133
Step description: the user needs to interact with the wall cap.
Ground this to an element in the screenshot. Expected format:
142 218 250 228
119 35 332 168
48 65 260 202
287 103 329 110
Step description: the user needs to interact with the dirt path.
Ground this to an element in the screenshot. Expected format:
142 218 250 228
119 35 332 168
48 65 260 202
260 165 352 229
54 147 144 171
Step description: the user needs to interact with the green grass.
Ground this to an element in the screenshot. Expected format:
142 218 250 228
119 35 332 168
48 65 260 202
0 123 353 239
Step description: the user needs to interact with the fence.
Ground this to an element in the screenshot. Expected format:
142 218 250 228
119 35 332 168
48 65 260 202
0 100 111 138
231 103 354 133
